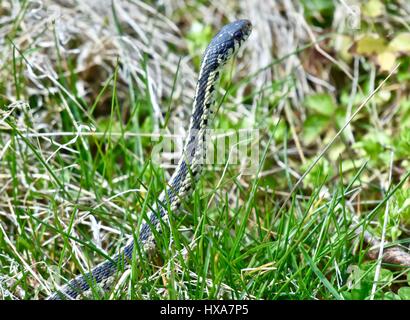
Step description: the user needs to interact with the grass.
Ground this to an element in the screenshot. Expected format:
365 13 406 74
1 1 410 300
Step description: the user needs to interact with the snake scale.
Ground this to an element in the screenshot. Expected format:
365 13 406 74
47 19 252 300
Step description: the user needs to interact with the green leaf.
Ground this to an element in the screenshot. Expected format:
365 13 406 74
361 263 393 286
389 33 410 53
302 157 332 187
354 130 391 166
302 114 330 145
377 51 396 72
351 288 369 300
356 35 387 55
362 0 385 18
382 292 401 300
341 291 353 300
343 287 375 300
305 93 337 116
328 142 346 162
398 287 410 300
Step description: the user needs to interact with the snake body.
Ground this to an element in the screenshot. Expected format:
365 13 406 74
48 19 252 300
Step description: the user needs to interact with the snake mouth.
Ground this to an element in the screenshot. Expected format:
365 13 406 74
229 19 252 43
212 19 253 44
240 19 253 39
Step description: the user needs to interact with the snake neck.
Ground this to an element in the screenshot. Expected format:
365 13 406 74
162 54 222 208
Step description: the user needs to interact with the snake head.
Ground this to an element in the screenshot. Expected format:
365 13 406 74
223 19 252 41
204 19 252 67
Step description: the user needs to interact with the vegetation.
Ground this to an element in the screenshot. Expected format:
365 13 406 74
0 0 409 300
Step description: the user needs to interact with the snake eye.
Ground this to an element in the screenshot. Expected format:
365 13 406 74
233 30 242 41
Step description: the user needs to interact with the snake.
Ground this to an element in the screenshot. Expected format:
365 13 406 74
47 19 252 300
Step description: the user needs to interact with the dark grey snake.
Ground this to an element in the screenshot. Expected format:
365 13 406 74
47 19 252 300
